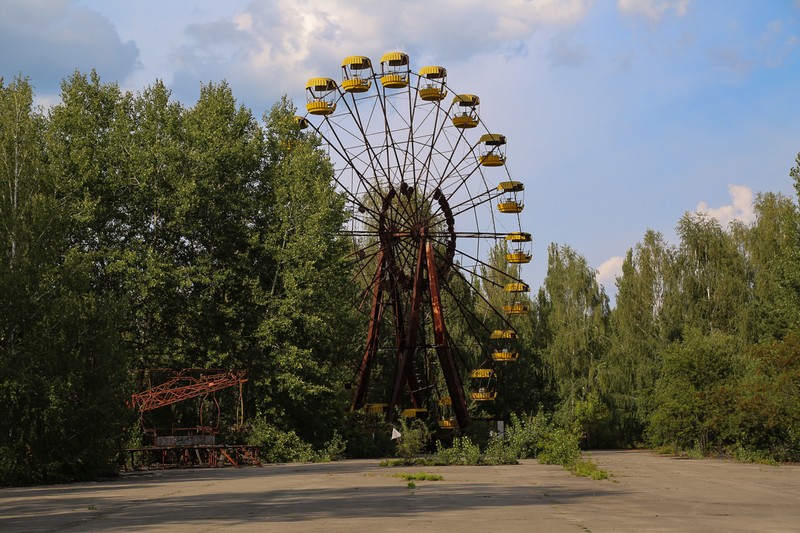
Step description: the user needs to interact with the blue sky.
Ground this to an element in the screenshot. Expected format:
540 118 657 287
3 0 799 301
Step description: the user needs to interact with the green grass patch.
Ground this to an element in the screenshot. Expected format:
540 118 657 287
569 458 609 480
393 472 443 481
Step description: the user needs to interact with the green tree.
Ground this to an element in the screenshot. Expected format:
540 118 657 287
541 244 610 443
252 98 356 445
739 192 800 341
648 329 740 453
606 230 675 444
0 75 129 484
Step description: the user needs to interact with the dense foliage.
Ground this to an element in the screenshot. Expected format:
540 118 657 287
2 72 799 484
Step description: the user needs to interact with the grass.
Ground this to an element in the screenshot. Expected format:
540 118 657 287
570 459 609 480
379 458 435 467
392 472 443 481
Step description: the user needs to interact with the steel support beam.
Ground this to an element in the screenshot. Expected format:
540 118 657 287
351 252 385 411
426 239 470 429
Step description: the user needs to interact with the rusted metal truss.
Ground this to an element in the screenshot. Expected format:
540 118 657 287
130 369 248 413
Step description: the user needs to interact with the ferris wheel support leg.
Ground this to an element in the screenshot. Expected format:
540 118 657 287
386 240 426 423
351 253 385 412
390 282 424 409
425 239 471 430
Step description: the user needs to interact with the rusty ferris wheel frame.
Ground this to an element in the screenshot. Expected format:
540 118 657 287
297 52 532 431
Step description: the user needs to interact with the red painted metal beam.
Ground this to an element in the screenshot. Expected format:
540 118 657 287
351 252 385 411
386 238 427 422
426 239 470 429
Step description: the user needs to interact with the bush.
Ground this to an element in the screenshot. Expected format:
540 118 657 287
433 436 481 465
246 418 345 463
394 417 430 460
537 427 581 467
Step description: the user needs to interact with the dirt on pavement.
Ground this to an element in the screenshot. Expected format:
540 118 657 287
2 450 799 532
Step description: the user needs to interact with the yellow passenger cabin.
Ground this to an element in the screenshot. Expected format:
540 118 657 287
507 250 532 264
402 407 427 418
418 66 447 101
479 133 506 167
451 94 480 128
438 419 457 429
471 390 497 401
505 282 530 293
362 403 387 414
505 232 532 243
503 303 530 315
490 329 517 339
305 77 338 116
497 181 524 193
341 56 373 93
498 198 524 213
293 116 309 129
470 369 494 379
380 52 410 88
492 349 520 362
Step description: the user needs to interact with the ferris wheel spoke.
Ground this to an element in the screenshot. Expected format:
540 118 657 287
312 118 388 216
446 260 518 333
338 91 397 197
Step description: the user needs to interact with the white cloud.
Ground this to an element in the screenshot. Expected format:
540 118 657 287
617 0 691 22
169 0 595 108
0 0 138 95
696 184 755 227
596 255 624 288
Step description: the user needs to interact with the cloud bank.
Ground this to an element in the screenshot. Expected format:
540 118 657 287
596 255 625 289
0 0 138 95
617 0 691 22
696 184 756 227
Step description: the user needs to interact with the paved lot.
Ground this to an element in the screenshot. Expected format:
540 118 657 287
2 450 799 532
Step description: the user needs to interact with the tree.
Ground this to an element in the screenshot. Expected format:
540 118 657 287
739 192 800 341
606 230 675 444
542 244 610 442
251 98 357 445
0 74 129 484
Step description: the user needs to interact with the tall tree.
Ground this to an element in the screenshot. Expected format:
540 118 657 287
606 230 675 443
1 74 128 483
542 244 610 440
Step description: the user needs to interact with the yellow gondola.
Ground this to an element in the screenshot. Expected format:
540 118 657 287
293 116 309 129
479 133 506 167
451 94 480 128
380 51 410 88
505 231 532 242
503 303 530 315
507 250 532 264
497 181 524 193
362 403 387 414
470 369 494 379
505 282 530 293
497 199 524 213
492 350 520 362
419 65 447 101
438 419 457 429
402 407 427 418
490 329 517 339
341 55 373 93
471 391 497 401
305 77 337 116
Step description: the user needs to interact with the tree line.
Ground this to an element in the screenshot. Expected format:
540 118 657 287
1 72 798 484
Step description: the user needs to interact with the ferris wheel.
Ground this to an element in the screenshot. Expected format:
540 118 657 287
297 52 532 430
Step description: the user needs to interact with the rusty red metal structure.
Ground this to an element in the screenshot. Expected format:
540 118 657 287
131 369 248 413
127 369 255 468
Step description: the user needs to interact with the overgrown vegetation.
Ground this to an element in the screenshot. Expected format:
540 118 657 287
2 72 799 484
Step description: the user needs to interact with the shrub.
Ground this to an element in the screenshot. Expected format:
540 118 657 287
433 436 481 465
